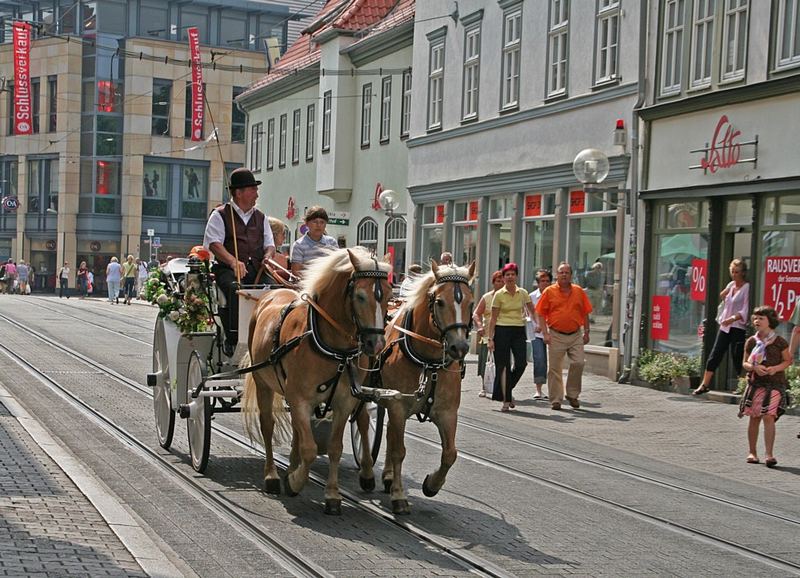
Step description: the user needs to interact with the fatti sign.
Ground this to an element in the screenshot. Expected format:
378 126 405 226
690 115 758 174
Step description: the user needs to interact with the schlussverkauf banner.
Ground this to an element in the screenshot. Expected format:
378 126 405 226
188 27 204 141
12 21 32 135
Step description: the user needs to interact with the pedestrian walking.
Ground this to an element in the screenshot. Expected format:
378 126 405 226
535 261 593 410
739 306 791 468
106 257 122 304
290 205 337 278
136 258 149 298
17 260 29 295
77 261 89 298
487 263 535 412
472 270 504 397
530 268 553 401
694 259 749 395
121 255 137 304
87 270 94 296
4 259 17 293
58 261 71 298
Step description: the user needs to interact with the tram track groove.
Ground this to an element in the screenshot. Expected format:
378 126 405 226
0 309 510 578
6 303 800 574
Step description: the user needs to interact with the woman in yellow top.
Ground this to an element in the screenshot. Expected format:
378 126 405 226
488 262 536 412
472 270 504 397
121 255 137 305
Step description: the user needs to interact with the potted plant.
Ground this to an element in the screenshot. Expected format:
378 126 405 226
637 350 701 393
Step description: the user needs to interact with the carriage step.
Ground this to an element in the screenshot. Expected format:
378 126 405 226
146 372 158 387
196 390 241 399
358 386 403 401
201 378 242 389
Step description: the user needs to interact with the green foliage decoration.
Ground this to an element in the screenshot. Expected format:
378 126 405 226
142 267 211 334
637 349 701 385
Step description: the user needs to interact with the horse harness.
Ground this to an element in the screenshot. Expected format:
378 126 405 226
381 273 472 423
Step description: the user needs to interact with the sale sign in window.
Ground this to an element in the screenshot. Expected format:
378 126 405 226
764 257 800 320
690 258 707 302
651 296 671 341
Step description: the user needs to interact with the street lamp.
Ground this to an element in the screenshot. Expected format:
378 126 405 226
573 148 610 188
378 189 402 217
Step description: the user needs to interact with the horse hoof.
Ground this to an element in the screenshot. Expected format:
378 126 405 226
324 499 342 516
383 479 392 494
360 476 376 492
264 478 281 495
391 499 411 515
422 474 439 498
283 477 299 497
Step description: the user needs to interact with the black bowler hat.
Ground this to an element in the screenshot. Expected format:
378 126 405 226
228 167 261 191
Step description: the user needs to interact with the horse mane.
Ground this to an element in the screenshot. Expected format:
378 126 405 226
299 246 391 297
399 264 472 314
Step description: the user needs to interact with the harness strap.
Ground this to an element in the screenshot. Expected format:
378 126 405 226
415 368 439 423
302 293 353 341
392 323 443 348
314 362 348 419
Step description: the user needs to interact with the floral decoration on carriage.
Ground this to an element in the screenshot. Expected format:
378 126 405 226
143 246 213 334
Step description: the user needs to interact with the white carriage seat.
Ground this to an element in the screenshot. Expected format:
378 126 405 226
163 258 190 292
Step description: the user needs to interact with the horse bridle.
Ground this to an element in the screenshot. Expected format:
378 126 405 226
345 259 390 348
427 274 473 352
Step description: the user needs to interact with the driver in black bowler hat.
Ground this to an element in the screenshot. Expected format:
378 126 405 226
203 167 275 356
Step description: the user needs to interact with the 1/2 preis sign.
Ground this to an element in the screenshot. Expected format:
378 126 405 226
764 257 800 320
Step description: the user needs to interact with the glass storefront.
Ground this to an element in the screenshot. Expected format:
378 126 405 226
521 192 556 289
451 200 478 267
420 204 443 266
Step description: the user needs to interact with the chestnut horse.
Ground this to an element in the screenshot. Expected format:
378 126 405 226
374 260 475 514
242 247 392 514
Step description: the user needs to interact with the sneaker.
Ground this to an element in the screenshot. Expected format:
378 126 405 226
532 394 542 401
478 391 487 398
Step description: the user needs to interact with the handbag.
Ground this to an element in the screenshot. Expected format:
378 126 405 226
483 352 495 394
523 305 536 341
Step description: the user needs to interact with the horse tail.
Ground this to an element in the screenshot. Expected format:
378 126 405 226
240 352 292 447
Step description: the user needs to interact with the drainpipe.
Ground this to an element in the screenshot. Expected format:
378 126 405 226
619 0 648 384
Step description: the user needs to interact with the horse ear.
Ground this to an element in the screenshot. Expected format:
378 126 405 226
430 259 440 277
468 260 477 283
347 248 361 270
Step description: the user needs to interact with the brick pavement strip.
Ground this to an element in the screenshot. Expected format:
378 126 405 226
0 385 182 578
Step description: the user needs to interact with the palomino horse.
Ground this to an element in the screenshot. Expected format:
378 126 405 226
242 247 392 514
375 260 475 514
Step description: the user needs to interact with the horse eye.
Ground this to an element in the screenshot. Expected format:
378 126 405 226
435 299 445 307
356 293 367 303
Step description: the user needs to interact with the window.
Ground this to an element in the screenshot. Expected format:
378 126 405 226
31 78 40 133
721 0 748 81
776 0 800 69
184 81 205 139
232 87 246 142
547 0 569 97
266 118 275 170
401 70 412 137
420 204 445 264
27 158 58 214
322 91 332 152
250 122 263 172
690 0 714 88
380 76 391 143
79 159 121 214
179 5 208 42
6 83 13 135
142 161 168 217
220 13 246 48
306 104 315 161
385 217 407 282
181 165 207 219
292 108 301 164
152 79 171 135
361 83 372 147
0 159 18 216
661 0 686 95
501 9 521 109
278 114 287 167
428 42 445 129
452 200 479 268
357 218 379 254
462 26 480 119
47 76 57 132
595 0 620 84
139 0 168 38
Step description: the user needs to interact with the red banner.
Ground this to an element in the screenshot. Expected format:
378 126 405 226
651 296 671 341
469 201 479 221
690 258 707 302
764 256 800 320
12 22 32 135
569 190 585 214
524 194 542 217
188 27 204 141
435 204 444 224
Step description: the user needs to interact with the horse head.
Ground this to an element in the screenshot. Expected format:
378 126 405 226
346 248 393 356
428 259 476 361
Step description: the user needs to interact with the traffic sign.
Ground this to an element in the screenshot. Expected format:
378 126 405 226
328 211 350 226
147 229 155 237
152 237 162 248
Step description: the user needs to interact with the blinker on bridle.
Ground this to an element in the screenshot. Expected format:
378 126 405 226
428 274 472 346
347 262 389 344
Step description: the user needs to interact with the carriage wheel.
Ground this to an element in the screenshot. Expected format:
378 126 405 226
152 319 175 449
186 351 211 473
350 403 385 468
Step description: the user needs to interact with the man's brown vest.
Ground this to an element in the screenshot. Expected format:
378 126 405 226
217 203 265 268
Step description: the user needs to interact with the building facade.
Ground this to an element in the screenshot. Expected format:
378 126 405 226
407 0 643 376
637 1 800 389
0 0 299 291
239 0 414 280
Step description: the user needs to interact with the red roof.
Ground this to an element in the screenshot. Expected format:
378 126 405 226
242 0 413 96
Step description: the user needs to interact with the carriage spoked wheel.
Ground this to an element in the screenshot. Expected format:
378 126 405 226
350 402 385 470
186 351 211 473
152 319 175 449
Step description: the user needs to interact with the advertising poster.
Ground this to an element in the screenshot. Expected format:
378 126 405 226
651 295 671 341
764 257 800 320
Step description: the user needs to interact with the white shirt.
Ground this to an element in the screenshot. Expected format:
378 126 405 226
531 288 544 339
203 201 275 251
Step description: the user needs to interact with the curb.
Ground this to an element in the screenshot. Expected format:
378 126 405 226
0 385 183 578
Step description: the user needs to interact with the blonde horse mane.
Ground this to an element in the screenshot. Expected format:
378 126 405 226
399 264 473 315
298 246 392 297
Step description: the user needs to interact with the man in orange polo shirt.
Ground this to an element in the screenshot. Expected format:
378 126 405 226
535 261 592 410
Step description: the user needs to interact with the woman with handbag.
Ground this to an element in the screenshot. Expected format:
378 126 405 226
472 270 504 397
739 306 791 468
487 263 536 412
694 259 749 395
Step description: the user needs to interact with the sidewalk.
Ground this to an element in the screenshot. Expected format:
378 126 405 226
0 386 180 577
